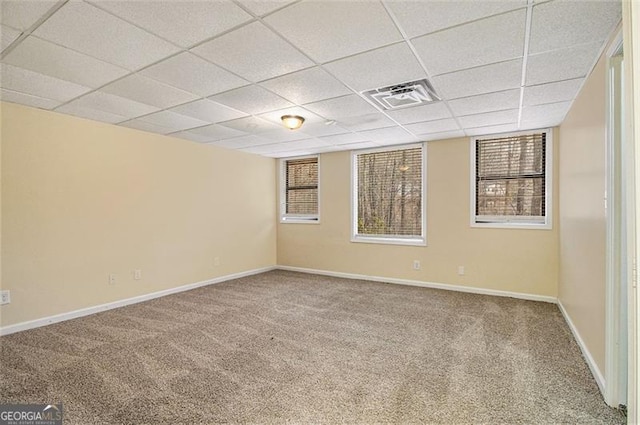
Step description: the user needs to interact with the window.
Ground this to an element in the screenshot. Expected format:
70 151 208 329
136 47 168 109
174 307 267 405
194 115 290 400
352 144 426 245
280 156 319 223
471 130 552 228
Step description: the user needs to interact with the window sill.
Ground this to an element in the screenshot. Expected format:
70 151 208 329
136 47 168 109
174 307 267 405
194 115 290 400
471 221 552 230
351 235 426 246
280 218 320 225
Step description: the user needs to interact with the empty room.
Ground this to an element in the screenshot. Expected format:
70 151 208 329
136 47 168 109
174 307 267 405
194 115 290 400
1 0 639 423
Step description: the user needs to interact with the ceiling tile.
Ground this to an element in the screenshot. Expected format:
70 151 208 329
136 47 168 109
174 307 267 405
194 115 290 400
523 78 583 106
324 43 426 92
264 1 402 63
137 110 210 133
260 66 351 105
448 89 521 116
34 1 179 70
520 100 572 125
412 9 526 76
61 91 159 120
298 122 349 138
218 116 281 133
303 94 379 120
259 128 310 143
188 124 248 141
358 126 417 144
1 63 90 102
169 99 248 123
465 124 520 136
276 138 333 152
385 102 452 125
1 24 21 52
169 130 214 144
235 0 297 17
212 134 275 149
385 0 526 38
458 109 519 129
258 106 325 126
101 74 198 109
526 42 602 85
141 52 248 97
89 0 252 48
192 21 313 83
329 141 381 151
0 0 58 30
209 85 293 115
337 113 396 132
433 59 522 99
3 36 129 88
320 132 369 146
420 130 466 141
119 119 173 135
405 118 460 135
55 103 128 124
0 88 61 110
529 0 621 54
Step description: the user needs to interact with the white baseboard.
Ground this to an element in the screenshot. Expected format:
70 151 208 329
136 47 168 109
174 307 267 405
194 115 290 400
0 266 276 336
277 265 557 303
557 299 606 395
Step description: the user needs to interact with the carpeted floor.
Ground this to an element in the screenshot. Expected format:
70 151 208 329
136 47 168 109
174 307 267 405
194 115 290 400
0 270 625 424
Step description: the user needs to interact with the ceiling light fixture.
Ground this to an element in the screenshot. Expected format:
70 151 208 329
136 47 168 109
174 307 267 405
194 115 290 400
281 115 305 130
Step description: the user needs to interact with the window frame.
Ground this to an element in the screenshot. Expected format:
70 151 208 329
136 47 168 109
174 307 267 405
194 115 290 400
279 155 320 224
351 143 427 246
470 129 553 230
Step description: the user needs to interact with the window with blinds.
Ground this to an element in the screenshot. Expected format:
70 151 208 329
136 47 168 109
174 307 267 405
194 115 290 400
280 156 319 222
473 130 551 227
353 145 425 244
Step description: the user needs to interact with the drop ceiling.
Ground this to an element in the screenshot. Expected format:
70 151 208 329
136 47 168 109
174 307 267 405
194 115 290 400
0 0 621 158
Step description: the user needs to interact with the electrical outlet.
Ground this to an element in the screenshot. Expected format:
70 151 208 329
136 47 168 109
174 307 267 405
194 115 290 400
214 257 220 267
109 274 117 285
134 269 142 280
0 290 10 305
413 260 421 270
458 266 465 276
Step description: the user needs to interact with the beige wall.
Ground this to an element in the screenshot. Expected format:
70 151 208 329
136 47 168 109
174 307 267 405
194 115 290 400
0 102 277 328
278 135 559 297
558 49 608 373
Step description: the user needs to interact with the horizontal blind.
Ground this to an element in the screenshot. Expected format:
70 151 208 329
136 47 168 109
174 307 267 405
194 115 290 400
476 132 546 218
357 147 422 237
285 158 318 215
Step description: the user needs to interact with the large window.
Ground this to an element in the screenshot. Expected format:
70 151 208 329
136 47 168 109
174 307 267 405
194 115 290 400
352 144 425 245
280 156 319 223
471 130 552 228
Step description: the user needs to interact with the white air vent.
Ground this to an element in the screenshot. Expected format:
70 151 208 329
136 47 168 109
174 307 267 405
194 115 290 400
362 79 441 111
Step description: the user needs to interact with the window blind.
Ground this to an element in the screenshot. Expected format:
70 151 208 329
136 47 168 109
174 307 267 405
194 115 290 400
285 157 318 217
356 146 422 237
475 132 546 221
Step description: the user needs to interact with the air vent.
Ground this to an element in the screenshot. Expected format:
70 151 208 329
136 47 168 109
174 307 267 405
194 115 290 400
362 79 441 111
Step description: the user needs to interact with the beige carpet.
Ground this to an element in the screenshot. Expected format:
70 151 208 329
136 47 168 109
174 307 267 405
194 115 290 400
0 270 625 424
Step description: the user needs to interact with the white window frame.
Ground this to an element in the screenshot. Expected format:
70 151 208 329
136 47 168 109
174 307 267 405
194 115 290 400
351 143 427 246
470 129 553 230
279 155 320 224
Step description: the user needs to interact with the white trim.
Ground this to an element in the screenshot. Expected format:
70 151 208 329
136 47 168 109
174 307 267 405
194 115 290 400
0 266 276 337
277 265 557 303
279 155 320 224
470 128 553 230
557 300 606 395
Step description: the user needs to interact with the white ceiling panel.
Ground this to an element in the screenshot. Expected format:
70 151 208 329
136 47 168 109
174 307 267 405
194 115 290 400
170 130 215 144
524 78 583 106
303 94 379 120
0 0 58 31
189 124 248 141
3 36 128 88
457 109 519 129
218 115 281 133
89 0 252 48
384 0 526 39
119 119 173 135
101 74 198 109
412 9 526 76
520 100 572 125
259 128 311 143
324 43 426 92
298 122 349 138
0 88 61 110
209 85 293 115
1 24 21 52
55 103 128 124
33 1 180 70
141 53 248 97
529 0 621 54
420 130 466 141
137 110 210 133
433 59 522 100
358 126 417 144
0 63 90 102
212 134 275 149
329 141 382 151
526 42 602 85
448 89 521 116
261 66 351 105
405 118 460 135
61 91 159 120
276 138 333 152
337 113 396 132
258 106 325 126
465 124 520 137
235 0 297 17
385 102 452 125
265 1 402 63
192 22 313 83
169 99 247 124
320 132 369 146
